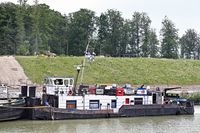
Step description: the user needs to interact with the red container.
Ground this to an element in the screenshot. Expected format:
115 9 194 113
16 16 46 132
116 88 124 96
89 86 96 95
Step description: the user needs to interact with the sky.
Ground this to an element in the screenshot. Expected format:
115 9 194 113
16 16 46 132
1 0 200 36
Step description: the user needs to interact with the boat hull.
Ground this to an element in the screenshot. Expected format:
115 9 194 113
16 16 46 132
30 104 194 120
30 107 118 120
119 104 194 117
0 99 25 121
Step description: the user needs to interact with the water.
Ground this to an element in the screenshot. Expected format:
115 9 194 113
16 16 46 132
0 106 200 133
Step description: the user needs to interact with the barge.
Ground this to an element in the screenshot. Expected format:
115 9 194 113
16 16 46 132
0 84 25 121
0 98 25 121
25 77 194 120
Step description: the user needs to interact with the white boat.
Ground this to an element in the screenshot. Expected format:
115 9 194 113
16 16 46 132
26 77 194 120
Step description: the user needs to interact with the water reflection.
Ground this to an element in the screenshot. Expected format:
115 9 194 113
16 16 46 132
0 106 200 133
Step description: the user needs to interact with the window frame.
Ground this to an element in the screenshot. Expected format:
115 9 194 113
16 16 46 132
89 100 100 109
111 99 117 108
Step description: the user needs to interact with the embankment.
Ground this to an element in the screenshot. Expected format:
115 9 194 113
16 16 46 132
16 56 200 86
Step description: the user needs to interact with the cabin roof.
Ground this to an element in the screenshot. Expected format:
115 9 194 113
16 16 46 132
45 76 74 79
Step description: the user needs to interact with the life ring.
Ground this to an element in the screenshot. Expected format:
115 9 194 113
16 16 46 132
67 90 73 96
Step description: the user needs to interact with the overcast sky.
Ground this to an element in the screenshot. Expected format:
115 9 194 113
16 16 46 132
1 0 200 36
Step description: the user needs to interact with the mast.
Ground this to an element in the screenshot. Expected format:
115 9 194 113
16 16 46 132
80 38 90 84
72 66 81 95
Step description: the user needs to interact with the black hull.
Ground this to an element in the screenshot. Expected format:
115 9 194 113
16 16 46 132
30 108 118 120
30 104 194 120
119 104 194 117
0 99 25 121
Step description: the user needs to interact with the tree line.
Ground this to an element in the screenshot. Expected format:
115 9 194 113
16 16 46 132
0 1 200 59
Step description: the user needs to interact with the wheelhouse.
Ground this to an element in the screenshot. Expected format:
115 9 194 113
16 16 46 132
43 77 74 95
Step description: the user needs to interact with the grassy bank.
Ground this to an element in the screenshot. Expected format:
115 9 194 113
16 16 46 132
182 93 200 104
16 56 200 85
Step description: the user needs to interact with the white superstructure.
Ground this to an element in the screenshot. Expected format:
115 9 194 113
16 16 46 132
43 77 163 113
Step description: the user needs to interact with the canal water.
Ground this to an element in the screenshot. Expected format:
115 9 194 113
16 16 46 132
0 106 200 133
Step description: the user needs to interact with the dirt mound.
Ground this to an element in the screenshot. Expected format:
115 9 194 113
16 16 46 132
0 56 31 88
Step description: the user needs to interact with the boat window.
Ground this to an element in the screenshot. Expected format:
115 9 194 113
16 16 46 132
47 79 50 84
70 79 73 86
89 100 99 109
64 80 69 87
44 78 48 84
111 100 117 108
49 79 53 85
66 100 77 109
153 93 156 104
46 79 53 85
134 98 143 105
54 79 63 85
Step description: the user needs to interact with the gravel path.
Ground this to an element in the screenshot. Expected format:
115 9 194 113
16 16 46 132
0 56 31 88
0 56 32 98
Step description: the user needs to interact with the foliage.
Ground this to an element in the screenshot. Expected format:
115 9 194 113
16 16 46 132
180 29 200 59
149 29 159 58
160 16 179 59
1 2 200 60
67 9 96 56
97 9 124 56
0 2 67 55
129 12 151 57
0 2 18 55
15 1 26 55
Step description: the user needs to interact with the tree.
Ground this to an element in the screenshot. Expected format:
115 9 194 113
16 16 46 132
160 16 179 59
97 9 124 56
0 2 74 56
180 29 200 59
67 9 96 56
129 12 151 57
37 4 53 53
0 2 18 55
29 3 67 55
149 29 159 58
15 0 28 55
140 13 151 57
31 0 40 55
97 13 109 55
48 11 67 55
129 12 141 57
120 20 131 55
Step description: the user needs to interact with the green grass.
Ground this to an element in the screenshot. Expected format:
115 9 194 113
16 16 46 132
16 56 200 85
182 93 200 104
